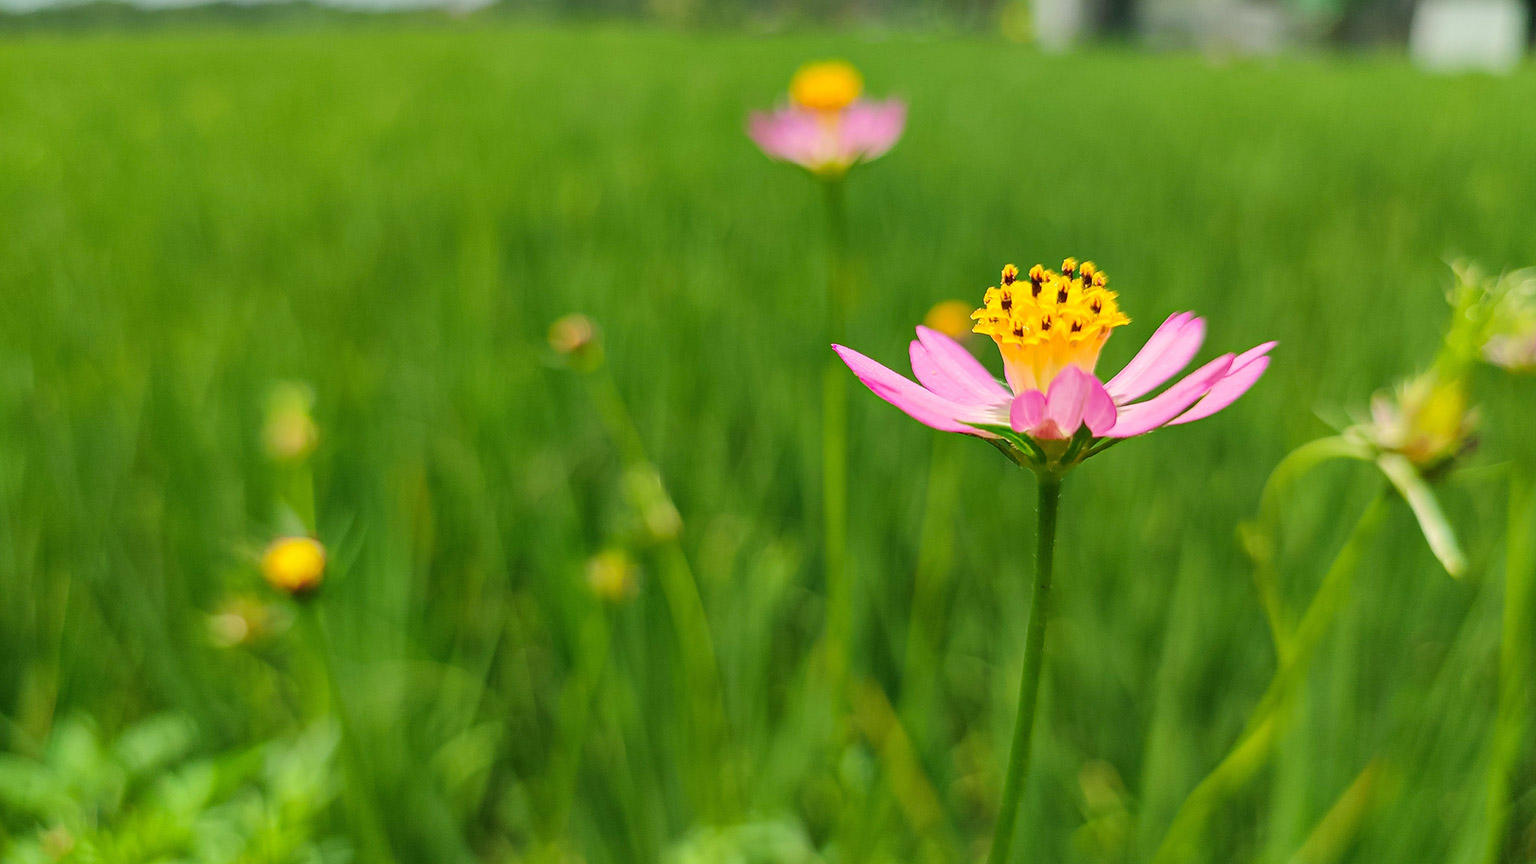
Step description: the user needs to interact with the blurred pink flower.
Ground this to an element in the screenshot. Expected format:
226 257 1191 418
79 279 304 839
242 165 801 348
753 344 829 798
833 260 1274 471
748 61 905 177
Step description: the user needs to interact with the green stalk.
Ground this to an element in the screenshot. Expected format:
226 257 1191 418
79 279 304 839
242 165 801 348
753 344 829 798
899 435 959 740
583 366 736 820
988 475 1061 864
821 176 853 719
1482 468 1534 864
1151 491 1389 864
298 605 393 863
547 605 612 843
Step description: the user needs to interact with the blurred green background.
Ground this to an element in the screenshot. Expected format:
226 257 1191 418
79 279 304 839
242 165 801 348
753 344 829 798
1 24 1534 864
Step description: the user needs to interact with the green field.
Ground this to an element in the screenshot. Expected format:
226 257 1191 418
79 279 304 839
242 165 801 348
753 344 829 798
1 25 1535 863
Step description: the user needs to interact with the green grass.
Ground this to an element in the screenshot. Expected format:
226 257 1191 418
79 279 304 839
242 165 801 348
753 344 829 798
1 24 1534 863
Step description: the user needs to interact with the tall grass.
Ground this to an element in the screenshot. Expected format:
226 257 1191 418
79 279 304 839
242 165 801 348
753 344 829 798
0 25 1533 862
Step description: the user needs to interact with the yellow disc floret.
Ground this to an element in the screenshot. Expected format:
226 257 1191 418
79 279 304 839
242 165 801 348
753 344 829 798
790 60 864 112
971 259 1130 392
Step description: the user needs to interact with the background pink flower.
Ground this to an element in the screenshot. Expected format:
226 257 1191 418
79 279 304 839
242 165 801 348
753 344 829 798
748 61 905 177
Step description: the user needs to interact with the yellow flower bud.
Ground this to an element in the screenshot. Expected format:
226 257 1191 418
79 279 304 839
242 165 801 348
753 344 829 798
923 299 977 342
586 549 638 603
261 536 326 596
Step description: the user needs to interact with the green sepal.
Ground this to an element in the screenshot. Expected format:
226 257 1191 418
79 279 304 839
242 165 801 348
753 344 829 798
968 423 1046 466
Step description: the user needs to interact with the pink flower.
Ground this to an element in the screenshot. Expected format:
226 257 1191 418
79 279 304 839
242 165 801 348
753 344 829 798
833 260 1275 471
748 60 906 177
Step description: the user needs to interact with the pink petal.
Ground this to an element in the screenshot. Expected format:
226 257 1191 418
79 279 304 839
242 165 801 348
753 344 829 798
1082 376 1118 436
748 108 834 170
1043 366 1092 437
1010 389 1046 433
1105 353 1233 438
1168 343 1275 426
1232 340 1278 368
915 326 1009 404
1105 313 1206 404
839 99 906 162
910 342 974 404
834 345 994 436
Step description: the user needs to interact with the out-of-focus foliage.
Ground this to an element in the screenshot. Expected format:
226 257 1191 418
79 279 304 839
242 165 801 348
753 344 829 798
0 716 342 863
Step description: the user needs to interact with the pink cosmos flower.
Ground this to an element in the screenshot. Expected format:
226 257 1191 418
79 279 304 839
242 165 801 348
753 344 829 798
748 60 906 178
834 259 1275 471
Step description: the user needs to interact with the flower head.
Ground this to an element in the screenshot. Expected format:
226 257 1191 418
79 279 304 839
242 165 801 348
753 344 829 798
834 259 1274 475
1353 372 1478 472
1471 267 1536 373
749 60 905 178
261 536 326 596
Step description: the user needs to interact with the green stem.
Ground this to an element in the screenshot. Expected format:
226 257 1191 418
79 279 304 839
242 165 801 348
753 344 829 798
298 605 393 863
899 435 959 739
582 366 736 821
1482 468 1534 864
547 605 612 841
988 475 1061 864
822 176 853 719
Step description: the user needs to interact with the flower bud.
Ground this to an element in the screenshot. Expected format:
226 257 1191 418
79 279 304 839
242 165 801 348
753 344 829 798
262 382 319 463
586 549 638 603
1359 373 1478 471
261 536 326 596
923 299 977 342
548 314 603 370
624 464 682 542
207 594 285 647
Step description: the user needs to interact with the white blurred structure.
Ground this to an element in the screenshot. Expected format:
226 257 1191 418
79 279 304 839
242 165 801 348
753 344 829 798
1410 0 1528 73
1139 0 1295 54
1033 0 1088 52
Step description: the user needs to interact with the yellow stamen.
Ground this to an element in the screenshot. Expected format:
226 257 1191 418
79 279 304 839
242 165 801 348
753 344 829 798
971 260 1130 392
789 60 863 112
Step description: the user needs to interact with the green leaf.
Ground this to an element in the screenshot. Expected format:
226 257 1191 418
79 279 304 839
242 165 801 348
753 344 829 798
1376 452 1468 578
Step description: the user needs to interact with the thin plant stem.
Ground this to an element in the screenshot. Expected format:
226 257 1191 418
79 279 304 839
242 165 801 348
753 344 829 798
582 366 737 820
1151 490 1390 864
1482 468 1534 864
899 434 959 740
547 606 611 837
821 176 853 721
988 474 1061 864
1284 758 1389 864
298 604 393 863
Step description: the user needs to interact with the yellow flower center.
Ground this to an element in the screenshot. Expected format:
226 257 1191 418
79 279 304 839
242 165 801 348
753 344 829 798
261 536 326 595
789 61 863 112
971 259 1130 393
